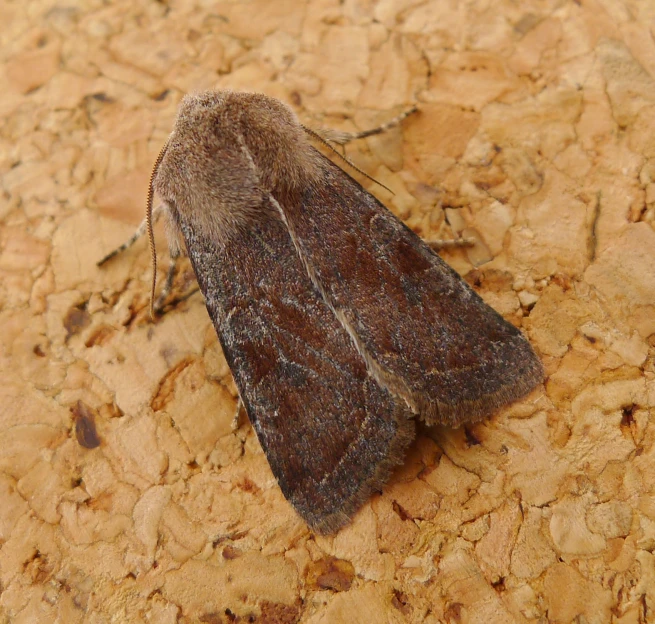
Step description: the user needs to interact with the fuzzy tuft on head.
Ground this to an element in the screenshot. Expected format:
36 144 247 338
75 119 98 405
152 91 322 246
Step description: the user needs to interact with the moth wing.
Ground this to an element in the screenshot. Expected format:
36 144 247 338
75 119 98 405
173 200 414 533
278 154 544 427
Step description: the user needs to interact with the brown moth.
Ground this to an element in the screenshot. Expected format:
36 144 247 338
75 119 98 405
101 91 543 534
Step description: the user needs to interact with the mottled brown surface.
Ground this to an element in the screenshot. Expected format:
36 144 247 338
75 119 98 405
1 1 655 623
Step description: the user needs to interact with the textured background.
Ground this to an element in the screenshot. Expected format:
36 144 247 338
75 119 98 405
2 0 655 622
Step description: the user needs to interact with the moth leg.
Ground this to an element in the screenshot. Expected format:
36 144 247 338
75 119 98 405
231 397 247 431
427 237 476 252
153 245 180 313
424 206 478 251
313 106 418 146
152 209 204 313
97 203 166 266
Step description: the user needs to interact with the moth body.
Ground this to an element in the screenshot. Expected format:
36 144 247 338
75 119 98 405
155 91 321 247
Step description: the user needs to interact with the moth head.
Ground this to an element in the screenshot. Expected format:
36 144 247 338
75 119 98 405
145 90 321 316
154 91 320 213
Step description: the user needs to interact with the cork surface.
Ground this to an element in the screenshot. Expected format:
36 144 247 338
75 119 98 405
2 1 655 622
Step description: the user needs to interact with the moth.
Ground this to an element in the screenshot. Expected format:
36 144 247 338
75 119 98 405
100 91 543 534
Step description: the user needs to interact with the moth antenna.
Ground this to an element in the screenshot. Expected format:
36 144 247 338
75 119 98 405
302 126 393 196
147 138 171 319
336 106 418 142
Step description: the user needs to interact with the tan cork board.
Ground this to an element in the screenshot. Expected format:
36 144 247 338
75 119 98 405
2 1 655 622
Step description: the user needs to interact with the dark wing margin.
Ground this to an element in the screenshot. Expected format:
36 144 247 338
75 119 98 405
172 199 414 533
277 153 544 427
